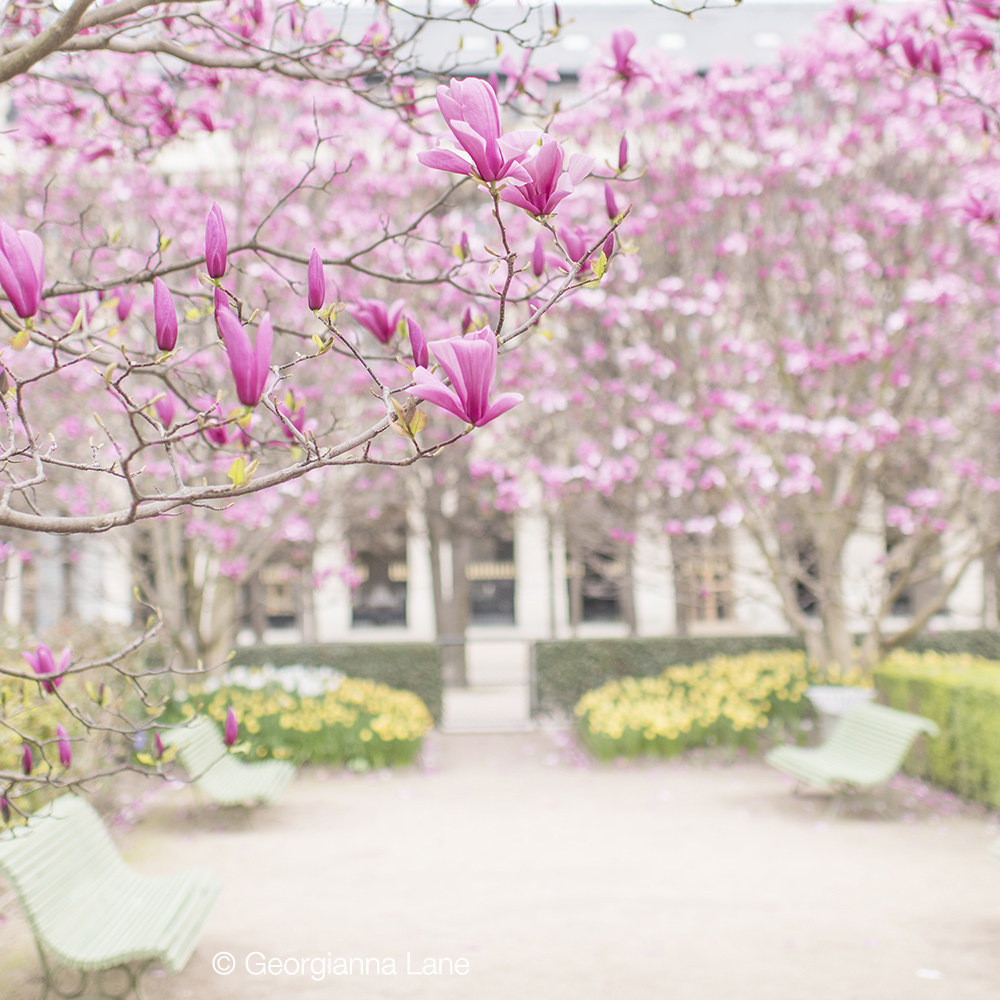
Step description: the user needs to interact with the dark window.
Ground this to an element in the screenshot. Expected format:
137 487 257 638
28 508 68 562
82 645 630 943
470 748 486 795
468 536 515 625
352 552 407 627
568 550 624 623
885 528 943 618
679 539 734 622
259 562 301 629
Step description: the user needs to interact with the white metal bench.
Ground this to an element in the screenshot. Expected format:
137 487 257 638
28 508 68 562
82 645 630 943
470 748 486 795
0 794 220 999
162 716 295 807
766 701 939 814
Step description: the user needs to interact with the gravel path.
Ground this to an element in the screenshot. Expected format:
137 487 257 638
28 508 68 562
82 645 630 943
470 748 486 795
2 730 1000 999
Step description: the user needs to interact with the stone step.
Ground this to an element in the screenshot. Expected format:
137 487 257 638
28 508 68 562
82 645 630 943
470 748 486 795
441 684 533 733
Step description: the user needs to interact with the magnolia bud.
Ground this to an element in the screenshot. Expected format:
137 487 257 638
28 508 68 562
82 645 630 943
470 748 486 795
205 202 228 279
224 706 239 746
605 182 619 220
307 248 326 311
153 278 178 352
56 724 71 768
532 235 545 278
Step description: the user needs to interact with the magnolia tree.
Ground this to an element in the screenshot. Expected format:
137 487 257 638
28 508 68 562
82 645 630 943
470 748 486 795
0 2 663 811
478 10 1000 669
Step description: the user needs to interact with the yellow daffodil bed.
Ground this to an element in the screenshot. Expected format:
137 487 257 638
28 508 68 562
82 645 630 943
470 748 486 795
574 651 868 760
175 672 433 769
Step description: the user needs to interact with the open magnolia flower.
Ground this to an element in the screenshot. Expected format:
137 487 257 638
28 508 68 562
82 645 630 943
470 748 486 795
417 77 538 184
500 136 594 218
410 326 522 427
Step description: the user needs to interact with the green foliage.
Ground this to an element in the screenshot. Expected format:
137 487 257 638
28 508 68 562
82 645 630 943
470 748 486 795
0 678 74 776
875 650 1000 808
172 676 434 769
573 651 865 761
229 643 443 723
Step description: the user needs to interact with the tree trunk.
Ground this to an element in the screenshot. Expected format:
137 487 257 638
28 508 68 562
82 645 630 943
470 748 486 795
619 541 637 638
567 537 583 632
669 536 689 637
428 507 467 686
815 530 856 673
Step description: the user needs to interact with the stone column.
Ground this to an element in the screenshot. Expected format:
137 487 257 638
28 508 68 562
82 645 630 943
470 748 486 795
313 513 352 642
515 512 551 639
406 499 437 641
633 522 675 637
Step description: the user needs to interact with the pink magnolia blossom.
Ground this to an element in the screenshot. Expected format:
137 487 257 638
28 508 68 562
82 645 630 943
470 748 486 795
618 135 628 172
532 234 546 277
217 306 273 408
499 51 560 103
22 643 69 694
153 278 177 351
205 202 228 279
0 221 44 319
500 136 593 218
362 19 392 57
560 227 592 265
605 182 620 220
22 744 31 775
953 26 994 67
407 317 429 369
114 286 134 322
307 248 325 311
352 298 405 344
410 327 523 427
204 420 230 447
56 724 71 768
417 77 538 184
224 707 239 746
900 35 942 74
608 29 641 89
153 393 177 428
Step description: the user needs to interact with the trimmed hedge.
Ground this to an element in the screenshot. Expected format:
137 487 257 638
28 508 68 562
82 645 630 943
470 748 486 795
229 643 443 723
875 650 1000 808
534 630 1000 717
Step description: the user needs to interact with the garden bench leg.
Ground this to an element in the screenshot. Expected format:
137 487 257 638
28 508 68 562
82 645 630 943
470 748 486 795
34 940 152 1000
